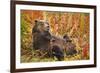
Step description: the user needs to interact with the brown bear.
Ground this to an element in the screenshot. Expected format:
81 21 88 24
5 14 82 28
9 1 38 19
32 20 52 58
50 34 77 60
32 20 77 61
32 20 51 51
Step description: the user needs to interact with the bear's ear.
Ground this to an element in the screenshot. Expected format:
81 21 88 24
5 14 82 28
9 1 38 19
34 20 38 23
32 20 39 33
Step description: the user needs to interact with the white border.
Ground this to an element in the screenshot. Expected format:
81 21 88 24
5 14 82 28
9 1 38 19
16 4 94 69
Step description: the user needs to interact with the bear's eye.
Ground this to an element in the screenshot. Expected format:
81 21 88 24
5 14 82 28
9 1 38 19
47 26 49 28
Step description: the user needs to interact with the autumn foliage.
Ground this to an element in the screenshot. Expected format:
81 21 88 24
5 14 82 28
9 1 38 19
21 10 90 62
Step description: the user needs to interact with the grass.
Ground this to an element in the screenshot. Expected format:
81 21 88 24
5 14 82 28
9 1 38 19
20 45 90 63
21 50 89 63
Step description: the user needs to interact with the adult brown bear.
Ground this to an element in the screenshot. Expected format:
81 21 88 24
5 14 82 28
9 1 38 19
32 20 51 51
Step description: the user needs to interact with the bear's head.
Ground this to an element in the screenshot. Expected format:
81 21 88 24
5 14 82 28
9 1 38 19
32 20 50 33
